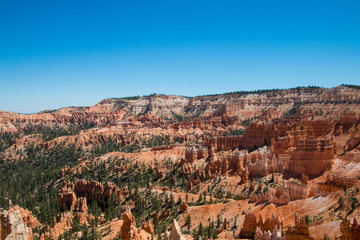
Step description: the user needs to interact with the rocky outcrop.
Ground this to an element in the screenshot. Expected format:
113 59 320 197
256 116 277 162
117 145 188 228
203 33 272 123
40 212 73 240
240 212 283 238
9 206 39 231
74 180 95 197
185 145 208 163
57 181 90 225
285 213 314 240
74 197 88 213
142 221 154 234
247 147 283 177
60 166 71 178
286 138 334 177
184 145 287 188
58 181 77 211
75 180 128 203
340 217 360 240
172 115 238 130
120 210 143 240
155 166 168 179
179 202 188 213
316 174 357 194
169 219 186 240
250 185 291 205
283 181 309 201
186 178 201 190
255 226 284 240
0 207 30 240
184 117 338 183
104 182 129 202
204 135 243 153
346 131 360 150
324 173 357 188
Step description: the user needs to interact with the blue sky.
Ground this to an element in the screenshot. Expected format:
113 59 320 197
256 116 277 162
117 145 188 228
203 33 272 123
0 1 359 113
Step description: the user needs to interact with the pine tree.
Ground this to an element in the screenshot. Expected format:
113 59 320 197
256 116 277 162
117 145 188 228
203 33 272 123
169 194 175 209
185 215 192 233
198 193 203 203
198 222 204 238
177 196 182 205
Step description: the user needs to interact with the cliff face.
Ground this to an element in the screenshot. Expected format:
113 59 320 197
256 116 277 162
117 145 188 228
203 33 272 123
106 86 360 120
287 138 334 177
0 206 39 240
0 208 28 240
185 117 342 179
341 218 360 240
1 86 360 131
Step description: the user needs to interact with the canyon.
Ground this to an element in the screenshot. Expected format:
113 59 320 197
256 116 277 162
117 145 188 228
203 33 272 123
0 85 360 239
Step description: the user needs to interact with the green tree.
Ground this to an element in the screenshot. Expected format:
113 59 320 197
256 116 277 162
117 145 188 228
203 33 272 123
185 215 192 233
338 197 344 206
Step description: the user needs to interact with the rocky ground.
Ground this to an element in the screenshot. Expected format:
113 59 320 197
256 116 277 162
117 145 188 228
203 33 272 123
1 85 360 240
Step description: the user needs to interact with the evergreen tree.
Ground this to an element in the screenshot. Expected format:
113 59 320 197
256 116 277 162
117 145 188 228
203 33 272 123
185 215 192 233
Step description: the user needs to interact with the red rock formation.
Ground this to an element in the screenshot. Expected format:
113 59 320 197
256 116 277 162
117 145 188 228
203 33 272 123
2 86 359 132
185 145 208 163
104 182 126 201
283 181 309 201
75 179 125 202
121 201 136 213
203 149 249 182
142 220 154 234
9 206 40 230
257 108 285 122
0 206 38 240
250 181 308 205
186 178 201 190
60 166 71 178
120 210 143 240
255 225 284 240
74 197 88 213
240 212 283 238
340 217 360 240
58 181 77 211
183 116 338 182
159 210 171 220
301 174 309 184
287 138 334 177
324 173 357 188
239 122 284 150
179 202 188 213
169 219 186 240
285 213 314 240
172 115 238 130
250 185 290 206
247 147 283 177
40 212 74 240
223 218 228 230
151 143 185 151
156 166 167 179
181 162 192 176
204 135 243 152
74 197 89 225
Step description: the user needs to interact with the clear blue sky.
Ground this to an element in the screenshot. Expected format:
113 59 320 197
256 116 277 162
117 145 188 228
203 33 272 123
0 0 359 113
